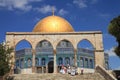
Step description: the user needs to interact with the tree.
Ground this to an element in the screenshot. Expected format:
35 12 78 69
108 16 120 57
0 42 13 76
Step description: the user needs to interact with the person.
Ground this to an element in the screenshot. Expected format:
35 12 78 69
67 66 71 74
81 68 84 75
60 64 65 74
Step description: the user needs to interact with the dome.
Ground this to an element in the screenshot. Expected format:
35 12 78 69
32 15 74 32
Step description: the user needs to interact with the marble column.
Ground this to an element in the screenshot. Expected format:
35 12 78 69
32 49 36 73
74 49 77 67
53 50 57 73
10 50 15 74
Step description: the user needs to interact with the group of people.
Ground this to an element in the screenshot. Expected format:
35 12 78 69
59 64 84 76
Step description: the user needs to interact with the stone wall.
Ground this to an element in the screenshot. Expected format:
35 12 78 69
6 31 105 73
95 65 117 80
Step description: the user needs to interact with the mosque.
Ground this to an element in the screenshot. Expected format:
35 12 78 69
6 12 109 74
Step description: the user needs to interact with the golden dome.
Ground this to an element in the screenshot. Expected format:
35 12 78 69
32 15 74 32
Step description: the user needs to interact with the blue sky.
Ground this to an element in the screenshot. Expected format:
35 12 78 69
0 0 120 69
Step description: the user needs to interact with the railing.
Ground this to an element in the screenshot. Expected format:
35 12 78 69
95 65 117 80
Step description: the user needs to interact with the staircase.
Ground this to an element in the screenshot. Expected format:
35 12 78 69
8 73 106 80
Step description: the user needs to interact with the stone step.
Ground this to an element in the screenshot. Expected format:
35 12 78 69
9 73 106 80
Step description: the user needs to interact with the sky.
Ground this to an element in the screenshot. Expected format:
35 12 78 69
0 0 120 70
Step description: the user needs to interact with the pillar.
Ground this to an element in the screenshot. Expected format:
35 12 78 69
74 49 77 67
10 50 15 74
32 49 36 73
53 50 57 73
95 50 105 67
46 64 48 73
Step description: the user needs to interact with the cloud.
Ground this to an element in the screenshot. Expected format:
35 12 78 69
58 9 68 16
35 5 68 16
105 47 116 56
73 0 87 8
73 0 98 8
0 0 42 11
35 5 56 14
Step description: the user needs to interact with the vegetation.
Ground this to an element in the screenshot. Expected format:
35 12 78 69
108 16 120 57
0 42 13 76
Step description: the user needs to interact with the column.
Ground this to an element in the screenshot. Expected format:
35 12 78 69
70 57 72 66
63 57 65 65
32 49 36 73
74 49 77 67
94 50 105 67
53 50 57 73
10 50 15 74
39 58 41 66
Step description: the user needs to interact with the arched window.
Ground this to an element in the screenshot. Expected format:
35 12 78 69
58 57 63 65
41 58 46 66
35 58 39 66
20 58 24 68
80 57 84 67
27 58 32 67
85 58 89 68
65 57 70 65
90 59 93 68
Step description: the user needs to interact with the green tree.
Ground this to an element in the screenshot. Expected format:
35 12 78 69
0 42 13 76
108 16 120 57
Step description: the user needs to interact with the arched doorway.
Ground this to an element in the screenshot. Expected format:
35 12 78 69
48 61 54 73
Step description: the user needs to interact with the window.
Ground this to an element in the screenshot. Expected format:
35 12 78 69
20 58 24 68
90 59 93 68
80 57 84 67
58 57 63 65
35 58 39 66
65 57 70 65
42 58 46 66
27 58 32 67
85 58 88 68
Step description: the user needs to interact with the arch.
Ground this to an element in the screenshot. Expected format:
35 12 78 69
65 57 70 65
35 39 53 49
56 39 74 54
56 39 74 49
48 61 54 73
15 39 32 69
77 39 95 68
77 39 95 50
35 39 53 54
15 39 32 50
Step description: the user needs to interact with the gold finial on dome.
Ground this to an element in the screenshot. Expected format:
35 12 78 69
52 7 54 16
